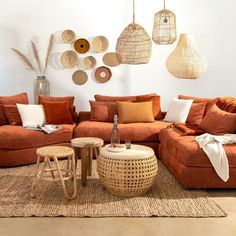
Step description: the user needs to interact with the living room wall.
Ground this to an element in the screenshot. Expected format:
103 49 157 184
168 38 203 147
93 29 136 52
0 0 235 110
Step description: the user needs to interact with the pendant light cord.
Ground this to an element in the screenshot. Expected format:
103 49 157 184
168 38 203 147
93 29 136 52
133 0 135 23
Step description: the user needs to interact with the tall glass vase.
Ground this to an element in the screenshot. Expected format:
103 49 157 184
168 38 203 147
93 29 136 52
33 76 50 104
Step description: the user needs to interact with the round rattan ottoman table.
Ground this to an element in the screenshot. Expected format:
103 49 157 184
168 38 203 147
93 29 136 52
97 145 158 197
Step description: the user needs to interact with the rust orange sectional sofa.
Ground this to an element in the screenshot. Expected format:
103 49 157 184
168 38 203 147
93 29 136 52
0 93 236 190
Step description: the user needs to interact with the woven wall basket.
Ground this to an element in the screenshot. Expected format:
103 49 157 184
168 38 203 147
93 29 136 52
166 34 207 79
116 23 152 64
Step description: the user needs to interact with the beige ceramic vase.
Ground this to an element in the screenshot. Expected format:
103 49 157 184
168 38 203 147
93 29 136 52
166 34 207 79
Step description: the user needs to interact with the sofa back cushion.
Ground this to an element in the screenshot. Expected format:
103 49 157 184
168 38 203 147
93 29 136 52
42 101 73 125
178 95 218 115
94 93 156 102
199 104 236 135
117 101 154 124
90 101 117 122
136 95 162 120
216 97 236 113
4 105 22 125
0 93 29 126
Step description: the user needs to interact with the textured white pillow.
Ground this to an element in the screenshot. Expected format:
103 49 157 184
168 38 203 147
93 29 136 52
164 98 193 123
16 104 46 127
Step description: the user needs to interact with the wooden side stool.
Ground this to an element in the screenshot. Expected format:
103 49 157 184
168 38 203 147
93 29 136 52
71 137 104 186
31 146 77 200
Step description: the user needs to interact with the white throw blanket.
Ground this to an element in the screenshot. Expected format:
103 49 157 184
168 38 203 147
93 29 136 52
196 133 236 182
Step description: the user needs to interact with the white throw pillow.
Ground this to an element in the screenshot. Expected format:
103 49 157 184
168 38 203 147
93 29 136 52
16 104 46 127
164 98 193 123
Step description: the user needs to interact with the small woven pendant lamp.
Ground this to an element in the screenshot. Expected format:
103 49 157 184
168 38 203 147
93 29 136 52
166 34 207 79
152 0 176 45
116 0 152 64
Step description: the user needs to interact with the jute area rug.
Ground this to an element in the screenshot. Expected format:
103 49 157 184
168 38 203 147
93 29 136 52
0 160 226 217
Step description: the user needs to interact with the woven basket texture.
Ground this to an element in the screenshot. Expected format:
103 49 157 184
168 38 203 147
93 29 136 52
152 9 176 45
166 34 207 79
116 23 152 65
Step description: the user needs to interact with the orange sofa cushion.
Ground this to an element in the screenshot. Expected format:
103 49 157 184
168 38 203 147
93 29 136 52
90 101 117 122
4 105 22 125
186 102 206 126
94 93 156 102
0 124 75 150
178 95 218 114
216 97 236 113
75 120 171 142
0 93 29 125
159 127 236 168
199 104 236 135
136 95 162 120
42 101 73 124
117 101 154 123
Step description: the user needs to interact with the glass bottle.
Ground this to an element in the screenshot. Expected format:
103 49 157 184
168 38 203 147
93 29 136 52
33 76 50 104
111 115 120 146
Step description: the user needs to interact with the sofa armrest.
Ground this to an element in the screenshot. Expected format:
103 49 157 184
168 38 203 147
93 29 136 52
78 111 91 122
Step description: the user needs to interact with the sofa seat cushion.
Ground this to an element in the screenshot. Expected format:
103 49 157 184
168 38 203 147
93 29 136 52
75 120 171 142
0 124 75 150
159 128 236 168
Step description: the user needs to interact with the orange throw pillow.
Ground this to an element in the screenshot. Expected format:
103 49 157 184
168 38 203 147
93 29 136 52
186 102 206 126
90 101 117 122
3 105 22 125
136 95 162 120
42 101 73 125
117 101 154 124
0 93 29 125
199 104 236 135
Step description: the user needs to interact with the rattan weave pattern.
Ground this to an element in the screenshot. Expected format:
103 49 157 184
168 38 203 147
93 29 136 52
36 146 74 158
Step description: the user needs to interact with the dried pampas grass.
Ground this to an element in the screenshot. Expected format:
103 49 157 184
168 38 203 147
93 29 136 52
31 41 42 74
43 34 54 75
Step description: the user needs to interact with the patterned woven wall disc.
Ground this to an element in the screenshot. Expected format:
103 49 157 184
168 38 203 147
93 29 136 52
60 50 78 68
102 52 122 67
61 30 76 43
91 36 109 53
94 66 112 83
72 70 88 85
82 56 96 69
74 38 90 53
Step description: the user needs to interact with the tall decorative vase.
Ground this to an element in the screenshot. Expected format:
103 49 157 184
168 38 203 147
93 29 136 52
166 34 207 79
33 76 50 104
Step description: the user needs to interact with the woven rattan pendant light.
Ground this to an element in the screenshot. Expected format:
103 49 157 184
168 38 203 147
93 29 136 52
116 0 152 64
152 0 177 45
166 34 207 79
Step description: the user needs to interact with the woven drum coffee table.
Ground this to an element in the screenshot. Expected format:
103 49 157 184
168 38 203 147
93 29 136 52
97 145 158 197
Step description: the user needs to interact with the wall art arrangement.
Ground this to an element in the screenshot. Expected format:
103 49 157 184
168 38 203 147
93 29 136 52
50 30 122 86
116 0 207 79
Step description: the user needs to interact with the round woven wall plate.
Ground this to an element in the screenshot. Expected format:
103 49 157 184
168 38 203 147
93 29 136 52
102 52 122 67
94 66 112 83
91 36 109 53
82 56 96 69
74 38 90 54
61 30 76 43
72 70 88 85
60 50 78 68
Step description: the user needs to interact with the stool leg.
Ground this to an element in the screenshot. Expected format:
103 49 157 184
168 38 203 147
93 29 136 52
81 148 88 186
87 147 93 176
31 156 47 198
73 147 79 171
95 147 100 159
70 153 77 199
47 158 55 179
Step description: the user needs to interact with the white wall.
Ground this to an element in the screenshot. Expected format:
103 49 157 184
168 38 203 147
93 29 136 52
0 0 235 111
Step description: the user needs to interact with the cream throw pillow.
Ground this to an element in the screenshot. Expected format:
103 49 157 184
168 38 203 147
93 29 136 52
164 98 193 123
16 104 46 127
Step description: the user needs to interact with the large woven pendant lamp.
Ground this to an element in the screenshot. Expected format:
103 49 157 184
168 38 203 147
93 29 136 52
166 34 207 79
152 0 177 45
116 0 152 64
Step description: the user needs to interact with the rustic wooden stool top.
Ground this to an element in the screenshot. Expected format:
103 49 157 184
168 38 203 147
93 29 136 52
36 146 74 159
71 137 104 148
